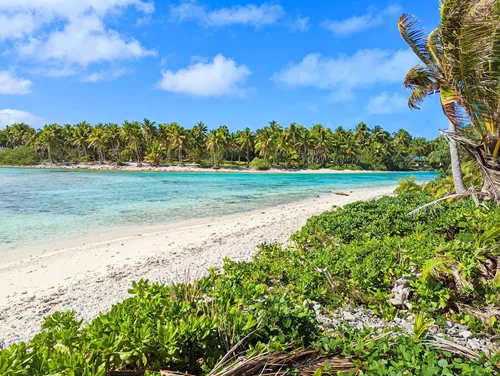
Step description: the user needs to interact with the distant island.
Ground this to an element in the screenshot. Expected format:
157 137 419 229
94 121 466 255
0 120 442 172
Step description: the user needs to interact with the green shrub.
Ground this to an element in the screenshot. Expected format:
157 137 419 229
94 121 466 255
249 157 268 170
0 146 38 165
307 164 322 170
394 175 422 194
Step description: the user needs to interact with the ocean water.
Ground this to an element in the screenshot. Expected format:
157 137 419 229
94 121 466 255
0 168 436 252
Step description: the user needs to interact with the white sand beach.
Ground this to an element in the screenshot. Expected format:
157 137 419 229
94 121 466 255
0 186 395 347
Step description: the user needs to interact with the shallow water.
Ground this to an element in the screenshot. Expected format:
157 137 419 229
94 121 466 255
0 168 436 251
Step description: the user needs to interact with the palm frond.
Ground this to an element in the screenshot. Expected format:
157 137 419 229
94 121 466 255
398 14 434 67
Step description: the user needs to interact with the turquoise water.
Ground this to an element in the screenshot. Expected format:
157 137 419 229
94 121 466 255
0 168 436 252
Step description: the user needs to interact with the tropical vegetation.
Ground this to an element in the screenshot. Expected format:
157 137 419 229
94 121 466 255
1 191 499 375
0 121 439 171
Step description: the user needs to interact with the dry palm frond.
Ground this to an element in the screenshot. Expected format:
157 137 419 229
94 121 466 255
408 191 490 216
423 337 481 362
457 303 500 327
208 348 357 376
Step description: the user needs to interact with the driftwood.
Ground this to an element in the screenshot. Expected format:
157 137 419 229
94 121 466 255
333 192 350 196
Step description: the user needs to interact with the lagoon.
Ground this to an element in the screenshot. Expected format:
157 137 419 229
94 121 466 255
0 168 436 252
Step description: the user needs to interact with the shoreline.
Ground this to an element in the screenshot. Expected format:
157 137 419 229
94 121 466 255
0 186 395 347
0 163 433 174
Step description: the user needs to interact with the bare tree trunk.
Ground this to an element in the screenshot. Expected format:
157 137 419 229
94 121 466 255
448 120 466 194
179 147 184 166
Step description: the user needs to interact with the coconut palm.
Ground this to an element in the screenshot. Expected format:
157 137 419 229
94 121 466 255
141 118 157 149
121 120 143 166
436 0 500 198
5 123 35 148
236 127 254 166
37 124 62 163
88 125 108 164
144 140 166 167
206 128 227 167
169 122 186 166
255 128 275 167
399 10 468 193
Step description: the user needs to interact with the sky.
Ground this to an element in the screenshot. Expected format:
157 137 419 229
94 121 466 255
0 0 445 138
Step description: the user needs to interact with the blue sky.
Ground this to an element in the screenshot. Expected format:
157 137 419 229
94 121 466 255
0 0 444 138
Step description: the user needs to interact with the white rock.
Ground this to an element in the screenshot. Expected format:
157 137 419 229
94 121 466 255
459 330 472 339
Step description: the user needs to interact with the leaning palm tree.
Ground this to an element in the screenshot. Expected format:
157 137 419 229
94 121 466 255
438 0 500 199
399 11 467 193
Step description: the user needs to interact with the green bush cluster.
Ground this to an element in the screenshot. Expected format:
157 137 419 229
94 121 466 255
2 193 499 375
0 146 38 165
249 157 268 170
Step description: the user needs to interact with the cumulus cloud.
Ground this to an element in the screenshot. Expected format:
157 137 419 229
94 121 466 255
0 109 42 127
322 5 401 37
366 91 409 114
156 54 251 97
271 49 418 100
19 15 156 66
0 0 155 80
170 1 285 27
0 71 32 95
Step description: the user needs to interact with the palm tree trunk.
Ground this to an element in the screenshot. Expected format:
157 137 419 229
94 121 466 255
448 120 466 194
179 147 183 166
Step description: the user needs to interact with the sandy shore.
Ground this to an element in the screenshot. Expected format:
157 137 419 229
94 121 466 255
0 186 395 347
0 163 411 174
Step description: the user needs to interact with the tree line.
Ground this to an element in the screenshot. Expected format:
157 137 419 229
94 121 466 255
0 120 442 170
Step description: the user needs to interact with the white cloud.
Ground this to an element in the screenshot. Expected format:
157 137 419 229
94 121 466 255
0 0 155 80
170 1 285 28
366 91 408 114
292 16 310 32
156 54 251 97
271 49 418 100
0 109 42 127
81 67 129 82
322 5 401 37
19 15 156 66
0 71 32 95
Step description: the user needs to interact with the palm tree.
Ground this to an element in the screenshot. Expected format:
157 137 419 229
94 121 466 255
354 122 370 145
37 124 62 163
5 123 35 148
141 118 157 149
206 128 227 167
169 122 186 166
236 127 254 166
188 121 208 163
88 125 108 164
255 128 274 167
436 0 500 199
144 140 166 167
393 129 413 150
72 122 91 157
121 120 143 166
399 11 467 193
